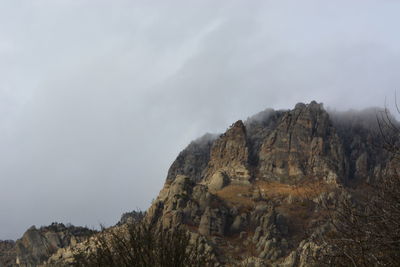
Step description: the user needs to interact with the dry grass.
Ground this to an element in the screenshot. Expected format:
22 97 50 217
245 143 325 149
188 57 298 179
215 184 255 211
215 180 331 211
255 180 329 200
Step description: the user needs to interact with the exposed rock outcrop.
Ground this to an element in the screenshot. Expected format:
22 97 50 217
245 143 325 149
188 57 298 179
117 210 145 226
14 223 96 267
166 133 217 183
255 101 346 183
205 120 251 189
0 240 16 267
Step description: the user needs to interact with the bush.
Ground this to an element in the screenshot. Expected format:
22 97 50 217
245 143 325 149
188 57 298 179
72 221 212 267
317 107 400 266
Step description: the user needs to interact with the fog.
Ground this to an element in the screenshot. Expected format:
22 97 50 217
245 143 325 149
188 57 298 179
1 0 400 239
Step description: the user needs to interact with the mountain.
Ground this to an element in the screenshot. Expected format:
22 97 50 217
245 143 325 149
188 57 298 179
0 223 96 267
1 101 395 266
144 101 392 265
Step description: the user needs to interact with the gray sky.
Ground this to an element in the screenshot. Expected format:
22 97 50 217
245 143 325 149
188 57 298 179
1 0 400 239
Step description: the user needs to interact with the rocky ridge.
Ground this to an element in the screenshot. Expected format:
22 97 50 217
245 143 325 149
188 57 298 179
1 223 96 267
0 101 394 266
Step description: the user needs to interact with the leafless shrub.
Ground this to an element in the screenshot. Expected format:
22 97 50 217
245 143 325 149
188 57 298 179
316 104 400 266
72 222 213 267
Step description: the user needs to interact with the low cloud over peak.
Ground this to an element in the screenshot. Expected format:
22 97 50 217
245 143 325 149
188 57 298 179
0 0 400 239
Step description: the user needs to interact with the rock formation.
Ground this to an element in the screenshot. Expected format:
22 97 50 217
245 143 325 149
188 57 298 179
4 223 96 267
0 240 16 267
256 102 346 184
144 101 392 265
205 120 251 187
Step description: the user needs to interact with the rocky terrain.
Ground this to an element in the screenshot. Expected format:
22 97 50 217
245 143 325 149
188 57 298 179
0 223 96 267
0 240 16 267
0 101 395 266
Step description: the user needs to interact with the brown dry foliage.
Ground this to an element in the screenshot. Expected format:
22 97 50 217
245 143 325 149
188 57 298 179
255 180 330 199
215 184 255 211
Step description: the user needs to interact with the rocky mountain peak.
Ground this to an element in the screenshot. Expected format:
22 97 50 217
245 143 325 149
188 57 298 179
141 101 395 265
164 101 388 188
256 101 345 183
166 133 217 183
204 120 251 191
227 119 247 133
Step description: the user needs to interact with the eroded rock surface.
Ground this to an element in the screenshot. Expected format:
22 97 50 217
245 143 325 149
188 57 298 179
257 102 346 184
14 223 95 267
204 120 251 187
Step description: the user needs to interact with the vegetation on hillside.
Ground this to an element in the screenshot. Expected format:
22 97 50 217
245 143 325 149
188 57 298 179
317 108 400 266
72 221 212 267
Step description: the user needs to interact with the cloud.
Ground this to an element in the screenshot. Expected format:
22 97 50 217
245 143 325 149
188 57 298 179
0 0 400 239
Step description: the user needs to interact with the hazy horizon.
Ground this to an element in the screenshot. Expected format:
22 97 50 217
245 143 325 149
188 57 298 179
1 0 400 240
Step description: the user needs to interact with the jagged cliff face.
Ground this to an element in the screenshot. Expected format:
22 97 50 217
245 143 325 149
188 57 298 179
205 120 251 190
256 102 346 183
163 101 386 187
146 101 391 266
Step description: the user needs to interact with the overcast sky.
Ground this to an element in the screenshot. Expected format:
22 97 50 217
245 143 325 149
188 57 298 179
1 0 400 239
